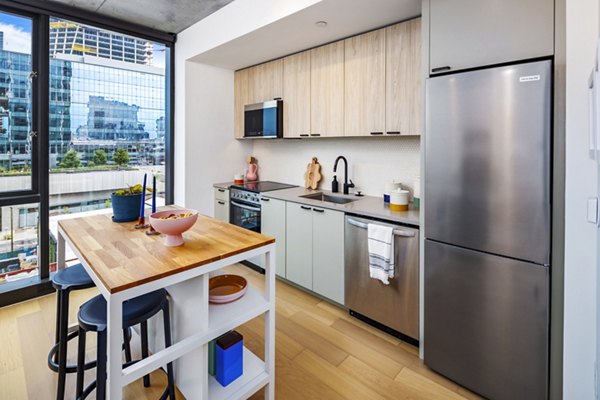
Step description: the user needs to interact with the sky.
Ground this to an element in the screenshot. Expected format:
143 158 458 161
0 13 32 54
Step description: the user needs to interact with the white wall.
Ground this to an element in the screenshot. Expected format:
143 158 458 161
174 0 323 209
563 0 599 397
253 137 420 197
182 62 250 214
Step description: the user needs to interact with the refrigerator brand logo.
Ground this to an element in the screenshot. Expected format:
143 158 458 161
519 75 541 83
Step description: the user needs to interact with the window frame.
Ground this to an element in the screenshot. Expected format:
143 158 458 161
0 1 175 306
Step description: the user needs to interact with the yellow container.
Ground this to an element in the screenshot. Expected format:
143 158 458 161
390 203 408 211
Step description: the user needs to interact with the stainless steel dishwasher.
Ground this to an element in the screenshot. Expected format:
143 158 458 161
345 214 419 343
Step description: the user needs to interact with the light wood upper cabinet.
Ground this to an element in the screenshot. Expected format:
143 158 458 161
344 29 386 137
310 42 344 137
234 68 251 139
233 18 422 139
283 51 311 138
250 59 283 104
386 18 422 136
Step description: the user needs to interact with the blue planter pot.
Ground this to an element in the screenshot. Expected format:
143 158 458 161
111 192 142 222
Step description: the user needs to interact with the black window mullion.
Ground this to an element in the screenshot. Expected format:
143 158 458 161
165 44 174 205
36 14 50 280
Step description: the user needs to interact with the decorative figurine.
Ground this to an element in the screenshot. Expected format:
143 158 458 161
245 156 258 182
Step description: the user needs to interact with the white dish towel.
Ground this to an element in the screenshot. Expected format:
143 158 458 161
367 223 395 285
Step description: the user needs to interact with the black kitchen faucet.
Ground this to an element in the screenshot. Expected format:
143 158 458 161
333 155 354 195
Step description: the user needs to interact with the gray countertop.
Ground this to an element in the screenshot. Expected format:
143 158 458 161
212 182 420 226
213 182 234 190
261 187 420 226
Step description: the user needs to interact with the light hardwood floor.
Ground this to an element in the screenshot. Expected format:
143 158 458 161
0 264 480 400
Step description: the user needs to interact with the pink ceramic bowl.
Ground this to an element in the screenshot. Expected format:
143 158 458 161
149 209 199 247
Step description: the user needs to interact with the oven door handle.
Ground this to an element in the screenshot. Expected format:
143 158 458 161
230 200 261 212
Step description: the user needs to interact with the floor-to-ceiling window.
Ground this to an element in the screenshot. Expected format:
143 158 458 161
0 10 41 287
0 3 174 305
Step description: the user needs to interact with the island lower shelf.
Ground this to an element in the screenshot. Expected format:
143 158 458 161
207 285 269 341
209 347 268 400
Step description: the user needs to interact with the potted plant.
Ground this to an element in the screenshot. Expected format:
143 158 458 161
111 183 144 222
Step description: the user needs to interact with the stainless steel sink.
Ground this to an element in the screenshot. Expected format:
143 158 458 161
299 192 356 204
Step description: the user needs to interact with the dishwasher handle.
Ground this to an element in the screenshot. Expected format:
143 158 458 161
347 218 416 237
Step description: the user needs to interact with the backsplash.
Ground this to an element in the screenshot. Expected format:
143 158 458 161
251 137 421 198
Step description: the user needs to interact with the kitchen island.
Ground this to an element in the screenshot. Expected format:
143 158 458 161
57 208 276 400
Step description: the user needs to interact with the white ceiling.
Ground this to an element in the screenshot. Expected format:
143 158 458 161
43 0 234 33
190 0 422 70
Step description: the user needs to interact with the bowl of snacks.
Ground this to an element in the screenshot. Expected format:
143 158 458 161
149 209 199 247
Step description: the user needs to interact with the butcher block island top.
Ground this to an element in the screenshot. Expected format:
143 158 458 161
58 207 275 293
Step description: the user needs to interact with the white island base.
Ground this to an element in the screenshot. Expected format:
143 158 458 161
146 255 275 400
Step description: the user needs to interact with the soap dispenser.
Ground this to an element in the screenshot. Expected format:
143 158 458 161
332 175 339 193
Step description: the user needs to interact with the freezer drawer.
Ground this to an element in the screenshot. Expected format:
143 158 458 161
425 60 551 265
344 215 419 340
424 240 549 400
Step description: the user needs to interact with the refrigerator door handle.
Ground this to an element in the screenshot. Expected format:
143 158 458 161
346 218 415 237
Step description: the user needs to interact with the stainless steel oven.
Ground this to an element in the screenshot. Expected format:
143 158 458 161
229 181 297 271
229 191 261 233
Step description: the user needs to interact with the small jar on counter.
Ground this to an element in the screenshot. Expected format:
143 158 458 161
390 189 409 211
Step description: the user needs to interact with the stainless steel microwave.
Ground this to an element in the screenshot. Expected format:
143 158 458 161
244 100 283 138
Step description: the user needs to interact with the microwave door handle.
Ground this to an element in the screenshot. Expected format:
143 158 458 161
346 218 415 237
230 200 261 212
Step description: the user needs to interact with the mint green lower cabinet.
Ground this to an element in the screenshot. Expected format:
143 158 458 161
285 203 314 290
213 188 230 222
214 199 229 222
261 197 287 277
285 202 345 304
312 207 345 304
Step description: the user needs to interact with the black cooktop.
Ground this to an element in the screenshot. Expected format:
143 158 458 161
230 181 297 193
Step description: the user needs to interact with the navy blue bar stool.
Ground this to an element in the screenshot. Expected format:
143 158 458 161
75 288 176 400
48 263 97 400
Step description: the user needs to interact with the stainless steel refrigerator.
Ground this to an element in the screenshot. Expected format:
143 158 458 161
424 60 551 400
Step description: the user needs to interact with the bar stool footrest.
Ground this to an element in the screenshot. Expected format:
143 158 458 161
47 330 97 373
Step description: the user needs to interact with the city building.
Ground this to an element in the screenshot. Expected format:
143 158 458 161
86 96 147 141
49 19 153 65
0 46 34 169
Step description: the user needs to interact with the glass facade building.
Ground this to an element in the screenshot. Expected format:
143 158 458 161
0 48 33 169
50 51 165 167
0 46 166 169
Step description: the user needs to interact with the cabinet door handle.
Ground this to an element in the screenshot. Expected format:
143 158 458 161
312 208 324 213
310 134 321 137
217 201 225 205
261 198 270 202
300 205 312 210
370 132 384 135
218 188 225 192
431 66 451 73
386 131 401 135
299 134 309 137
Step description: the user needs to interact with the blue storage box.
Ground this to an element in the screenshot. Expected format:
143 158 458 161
215 330 243 386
